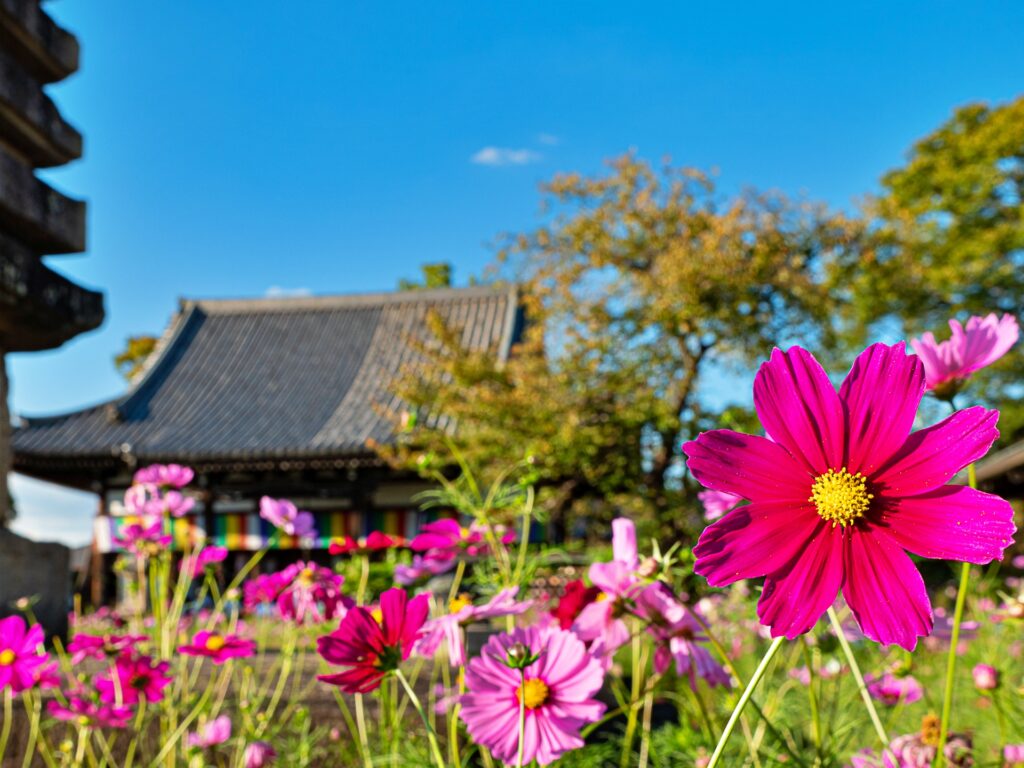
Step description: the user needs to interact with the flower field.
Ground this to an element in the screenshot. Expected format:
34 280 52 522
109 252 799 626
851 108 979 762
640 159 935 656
1 316 1023 767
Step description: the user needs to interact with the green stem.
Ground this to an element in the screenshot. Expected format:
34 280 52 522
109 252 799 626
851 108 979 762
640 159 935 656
827 607 889 751
637 686 656 768
801 639 822 752
395 668 447 768
706 636 785 768
353 694 373 768
0 688 13 763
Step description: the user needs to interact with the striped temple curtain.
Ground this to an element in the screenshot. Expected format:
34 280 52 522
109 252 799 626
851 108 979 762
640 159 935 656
99 509 431 553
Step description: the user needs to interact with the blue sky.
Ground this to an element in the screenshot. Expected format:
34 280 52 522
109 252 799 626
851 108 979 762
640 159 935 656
10 0 1024 544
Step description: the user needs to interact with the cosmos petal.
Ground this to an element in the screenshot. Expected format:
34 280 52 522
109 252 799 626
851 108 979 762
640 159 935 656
683 429 811 502
838 342 925 475
757 524 844 639
881 486 1015 564
753 347 844 475
842 528 932 651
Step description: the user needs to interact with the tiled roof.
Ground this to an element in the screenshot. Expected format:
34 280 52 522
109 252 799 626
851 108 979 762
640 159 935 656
13 285 521 471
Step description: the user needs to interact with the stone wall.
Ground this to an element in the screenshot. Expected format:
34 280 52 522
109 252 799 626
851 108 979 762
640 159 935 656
0 528 69 638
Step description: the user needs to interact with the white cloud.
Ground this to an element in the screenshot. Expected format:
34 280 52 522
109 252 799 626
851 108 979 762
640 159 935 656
537 133 560 146
470 147 542 167
9 474 95 547
265 286 313 298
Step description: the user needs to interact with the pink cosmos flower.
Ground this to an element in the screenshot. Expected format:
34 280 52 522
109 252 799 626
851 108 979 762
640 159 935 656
178 631 256 664
634 586 730 690
1005 745 1024 766
460 625 606 766
96 653 172 705
134 463 195 489
698 489 743 521
317 587 429 693
394 552 456 585
410 518 482 555
258 497 317 538
910 313 1019 396
415 587 533 667
67 633 146 663
244 741 277 768
573 518 641 656
243 571 288 611
188 715 232 748
180 546 229 578
274 562 352 625
685 343 1016 650
972 663 998 691
0 616 46 693
30 661 62 690
48 696 133 729
865 673 923 706
114 515 171 553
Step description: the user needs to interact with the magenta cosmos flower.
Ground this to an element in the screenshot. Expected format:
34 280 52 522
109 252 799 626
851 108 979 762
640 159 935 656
133 463 194 489
0 616 47 693
460 625 606 766
258 496 317 538
685 343 1016 650
96 654 172 705
48 696 133 729
67 633 146 663
180 546 229 578
573 518 642 656
178 631 256 664
318 587 429 693
910 313 1019 397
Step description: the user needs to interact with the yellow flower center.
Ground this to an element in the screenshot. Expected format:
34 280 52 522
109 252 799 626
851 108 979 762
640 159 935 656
809 468 873 527
370 607 384 625
449 593 473 614
518 678 549 710
204 634 226 652
595 592 608 602
920 713 941 746
299 567 315 585
459 527 471 539
0 649 15 666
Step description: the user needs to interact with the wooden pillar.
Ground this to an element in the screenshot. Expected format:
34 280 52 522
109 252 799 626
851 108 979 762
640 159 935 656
90 490 107 607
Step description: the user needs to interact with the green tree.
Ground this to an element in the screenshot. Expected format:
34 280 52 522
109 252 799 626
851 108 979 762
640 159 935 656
384 155 860 539
830 96 1024 439
398 263 453 291
114 335 158 382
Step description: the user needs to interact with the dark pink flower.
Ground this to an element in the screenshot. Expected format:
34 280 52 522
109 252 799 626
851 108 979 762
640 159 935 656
67 633 147 664
865 672 924 706
48 696 133 729
910 313 1019 396
243 572 288 611
133 463 194 489
0 616 47 693
180 546 229 578
410 518 481 555
178 631 255 664
685 343 1016 650
460 625 606 766
318 587 429 693
328 531 405 556
96 654 172 705
30 661 62 690
551 580 601 630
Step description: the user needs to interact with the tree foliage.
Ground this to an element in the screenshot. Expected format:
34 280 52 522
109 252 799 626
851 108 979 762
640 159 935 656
398 263 453 291
385 155 861 537
829 96 1024 439
114 335 158 382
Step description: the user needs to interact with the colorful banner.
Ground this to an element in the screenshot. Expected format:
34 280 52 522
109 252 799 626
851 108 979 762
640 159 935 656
99 510 430 553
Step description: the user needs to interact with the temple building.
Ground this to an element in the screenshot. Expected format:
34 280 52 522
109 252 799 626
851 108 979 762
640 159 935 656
1 0 104 630
12 286 522 603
